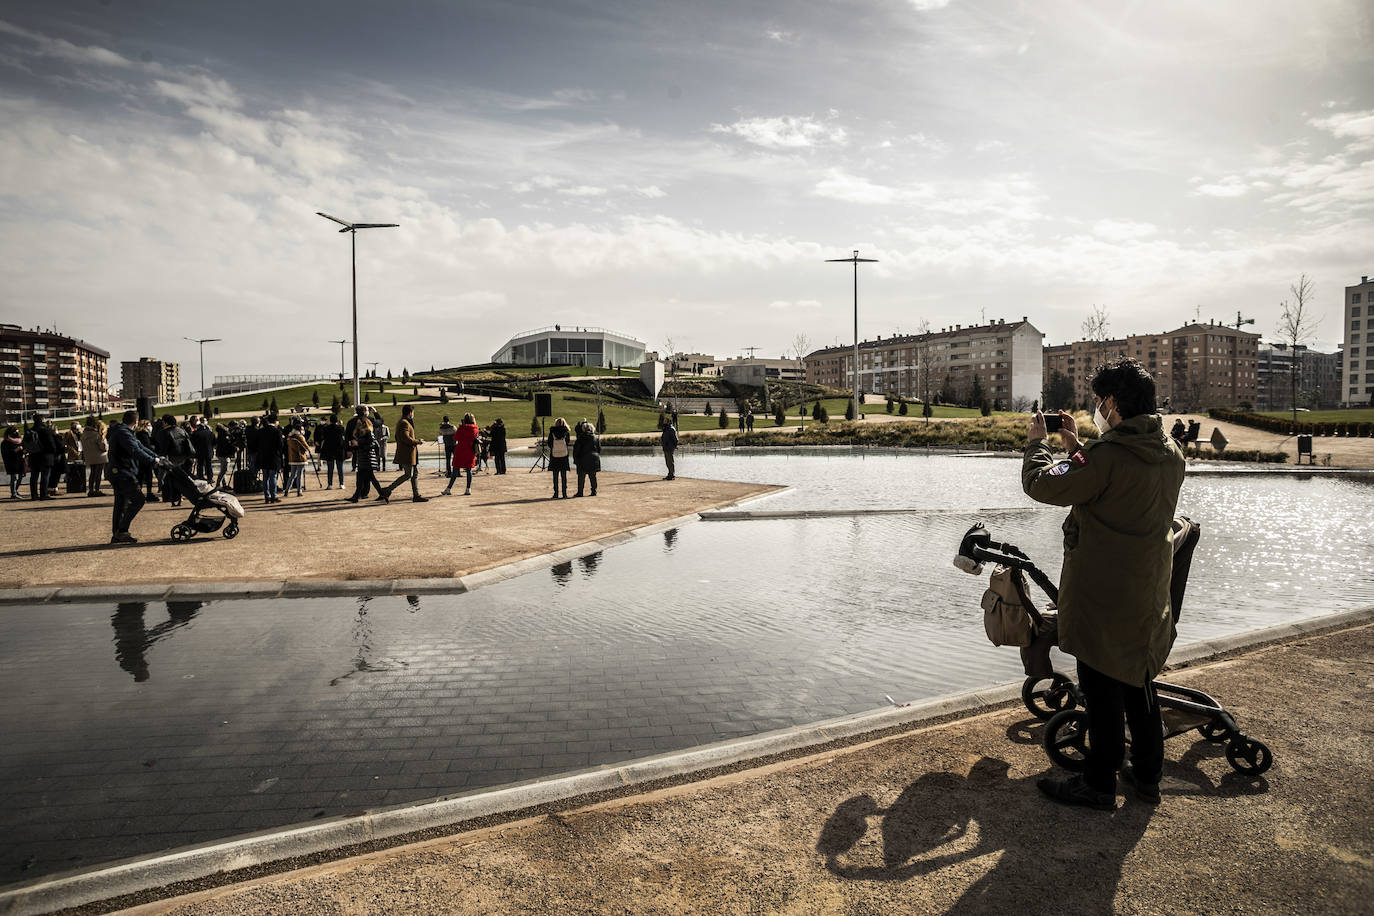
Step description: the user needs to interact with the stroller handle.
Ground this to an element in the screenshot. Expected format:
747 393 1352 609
954 522 1061 605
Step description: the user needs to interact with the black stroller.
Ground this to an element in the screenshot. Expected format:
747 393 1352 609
954 520 1273 776
162 464 245 542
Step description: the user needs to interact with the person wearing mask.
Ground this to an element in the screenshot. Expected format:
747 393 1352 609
135 418 160 502
1023 357 1186 810
2 426 25 499
318 413 347 489
573 419 601 497
547 417 572 499
345 417 384 502
285 419 312 497
489 418 508 475
256 414 284 503
81 417 109 497
438 415 457 477
660 418 678 481
106 410 168 544
22 415 59 501
379 404 427 503
442 413 480 496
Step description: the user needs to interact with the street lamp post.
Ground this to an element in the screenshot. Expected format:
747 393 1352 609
328 339 348 381
826 249 878 421
184 337 222 404
317 212 399 407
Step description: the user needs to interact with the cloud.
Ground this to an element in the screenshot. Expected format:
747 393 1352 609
635 185 667 198
765 29 799 45
813 169 908 205
556 185 608 197
1193 175 1252 198
710 115 847 149
906 0 954 10
768 299 822 310
1093 219 1158 242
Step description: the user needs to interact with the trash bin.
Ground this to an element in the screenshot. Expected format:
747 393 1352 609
1297 434 1313 465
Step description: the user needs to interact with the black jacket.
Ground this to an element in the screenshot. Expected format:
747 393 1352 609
107 422 161 478
256 424 284 470
573 429 601 472
489 423 507 454
191 425 215 461
318 423 347 460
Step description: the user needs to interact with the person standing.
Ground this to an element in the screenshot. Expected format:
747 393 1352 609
573 420 601 497
106 410 166 544
442 413 480 496
62 421 84 494
22 415 58 501
256 415 284 503
489 418 508 474
660 418 678 481
214 422 233 487
746 409 755 432
244 416 261 476
1023 357 1185 810
135 419 160 501
190 416 215 480
81 417 109 497
738 409 746 432
547 417 571 499
319 412 347 489
380 404 427 503
344 406 367 470
374 409 390 472
345 417 384 502
438 415 457 477
285 419 311 497
2 426 24 499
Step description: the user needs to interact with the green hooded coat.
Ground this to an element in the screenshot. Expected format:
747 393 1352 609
1022 414 1186 687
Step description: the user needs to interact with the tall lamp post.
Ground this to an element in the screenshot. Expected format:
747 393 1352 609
184 336 222 404
317 212 399 407
328 339 348 381
826 249 878 420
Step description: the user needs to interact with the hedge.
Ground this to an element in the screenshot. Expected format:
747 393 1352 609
1208 409 1374 438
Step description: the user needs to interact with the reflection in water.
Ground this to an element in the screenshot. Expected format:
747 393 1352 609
330 597 409 685
110 601 202 683
663 528 678 552
551 561 574 587
405 595 421 611
577 551 602 578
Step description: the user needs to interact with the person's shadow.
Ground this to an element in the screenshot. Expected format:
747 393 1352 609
111 600 202 682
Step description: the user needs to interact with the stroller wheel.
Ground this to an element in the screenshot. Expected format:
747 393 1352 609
224 521 239 540
1199 720 1230 743
1225 737 1273 776
1022 673 1079 721
170 524 193 542
1043 709 1090 772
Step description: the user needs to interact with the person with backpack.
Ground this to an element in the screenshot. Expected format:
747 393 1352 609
547 417 571 498
442 413 480 496
573 419 601 497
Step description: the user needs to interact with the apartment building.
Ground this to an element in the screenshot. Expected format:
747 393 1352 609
120 357 182 404
1043 320 1259 411
1256 344 1340 410
803 317 1044 407
0 324 110 422
1344 275 1374 407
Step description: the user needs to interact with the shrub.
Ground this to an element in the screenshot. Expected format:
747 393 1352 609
886 398 894 414
312 390 320 407
657 410 667 429
845 399 855 421
819 406 830 423
718 407 729 428
440 389 449 404
596 408 607 434
980 400 992 417
923 402 933 419
331 394 340 411
704 401 712 416
899 401 909 416
775 402 786 426
812 402 821 421
342 391 352 408
530 415 541 436
390 394 397 406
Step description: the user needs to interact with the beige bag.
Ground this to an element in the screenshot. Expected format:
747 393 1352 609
981 565 1037 648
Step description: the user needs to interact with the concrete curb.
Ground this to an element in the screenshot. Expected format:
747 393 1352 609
701 506 1049 521
4 604 1370 916
0 489 782 607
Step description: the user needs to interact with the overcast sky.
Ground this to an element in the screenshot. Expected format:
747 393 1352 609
1 0 1370 382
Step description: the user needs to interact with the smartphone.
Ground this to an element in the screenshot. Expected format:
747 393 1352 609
1044 414 1063 434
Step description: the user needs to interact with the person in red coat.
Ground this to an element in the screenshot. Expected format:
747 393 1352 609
442 413 481 496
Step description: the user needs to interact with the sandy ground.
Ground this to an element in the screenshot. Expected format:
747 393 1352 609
0 470 778 589
107 621 1374 916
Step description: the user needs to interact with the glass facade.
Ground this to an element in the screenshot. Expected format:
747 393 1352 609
498 331 644 368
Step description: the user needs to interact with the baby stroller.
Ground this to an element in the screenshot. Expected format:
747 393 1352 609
162 464 245 541
954 520 1273 776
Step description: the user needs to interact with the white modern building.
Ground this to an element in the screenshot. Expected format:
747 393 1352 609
1344 275 1373 407
491 326 646 369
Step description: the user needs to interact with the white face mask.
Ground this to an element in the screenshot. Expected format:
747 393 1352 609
1093 399 1111 435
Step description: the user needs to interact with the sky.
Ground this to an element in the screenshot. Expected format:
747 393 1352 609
1 0 1371 386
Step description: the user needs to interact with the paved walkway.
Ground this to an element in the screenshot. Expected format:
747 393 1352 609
116 621 1374 915
0 470 777 590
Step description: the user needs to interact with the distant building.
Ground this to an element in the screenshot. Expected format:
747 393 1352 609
0 324 109 421
804 318 1044 408
121 357 182 404
1343 275 1373 407
491 326 645 369
1043 320 1259 412
718 357 805 387
1256 344 1340 410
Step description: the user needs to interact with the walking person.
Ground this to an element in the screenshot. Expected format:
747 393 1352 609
135 418 160 501
489 418 508 474
1023 357 1185 809
257 414 284 503
379 404 427 503
285 419 311 496
344 406 367 470
374 409 390 472
81 417 109 496
573 420 601 497
442 413 480 496
214 422 233 487
2 426 24 499
660 418 678 480
106 410 167 544
438 415 457 477
319 412 347 489
547 417 571 499
345 417 384 502
22 415 58 501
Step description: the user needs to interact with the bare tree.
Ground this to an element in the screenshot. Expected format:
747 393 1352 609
914 319 935 422
1275 274 1319 431
792 333 811 428
1082 304 1110 342
662 336 676 377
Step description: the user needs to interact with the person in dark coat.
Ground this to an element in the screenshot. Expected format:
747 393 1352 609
573 420 601 497
244 417 261 475
22 415 59 501
214 423 234 487
660 420 678 481
152 415 193 506
256 415 284 503
489 418 508 474
344 406 368 470
318 413 347 489
2 426 25 499
438 415 457 476
1169 418 1186 447
345 418 384 502
190 416 215 480
106 410 166 544
135 419 160 501
547 417 571 498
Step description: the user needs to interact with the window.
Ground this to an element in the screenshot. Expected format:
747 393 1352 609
1355 320 1363 330
1354 306 1363 317
1354 294 1363 304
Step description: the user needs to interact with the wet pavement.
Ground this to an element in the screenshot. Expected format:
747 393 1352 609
3 453 1374 886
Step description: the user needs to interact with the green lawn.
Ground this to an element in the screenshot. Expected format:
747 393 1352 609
1258 408 1374 423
